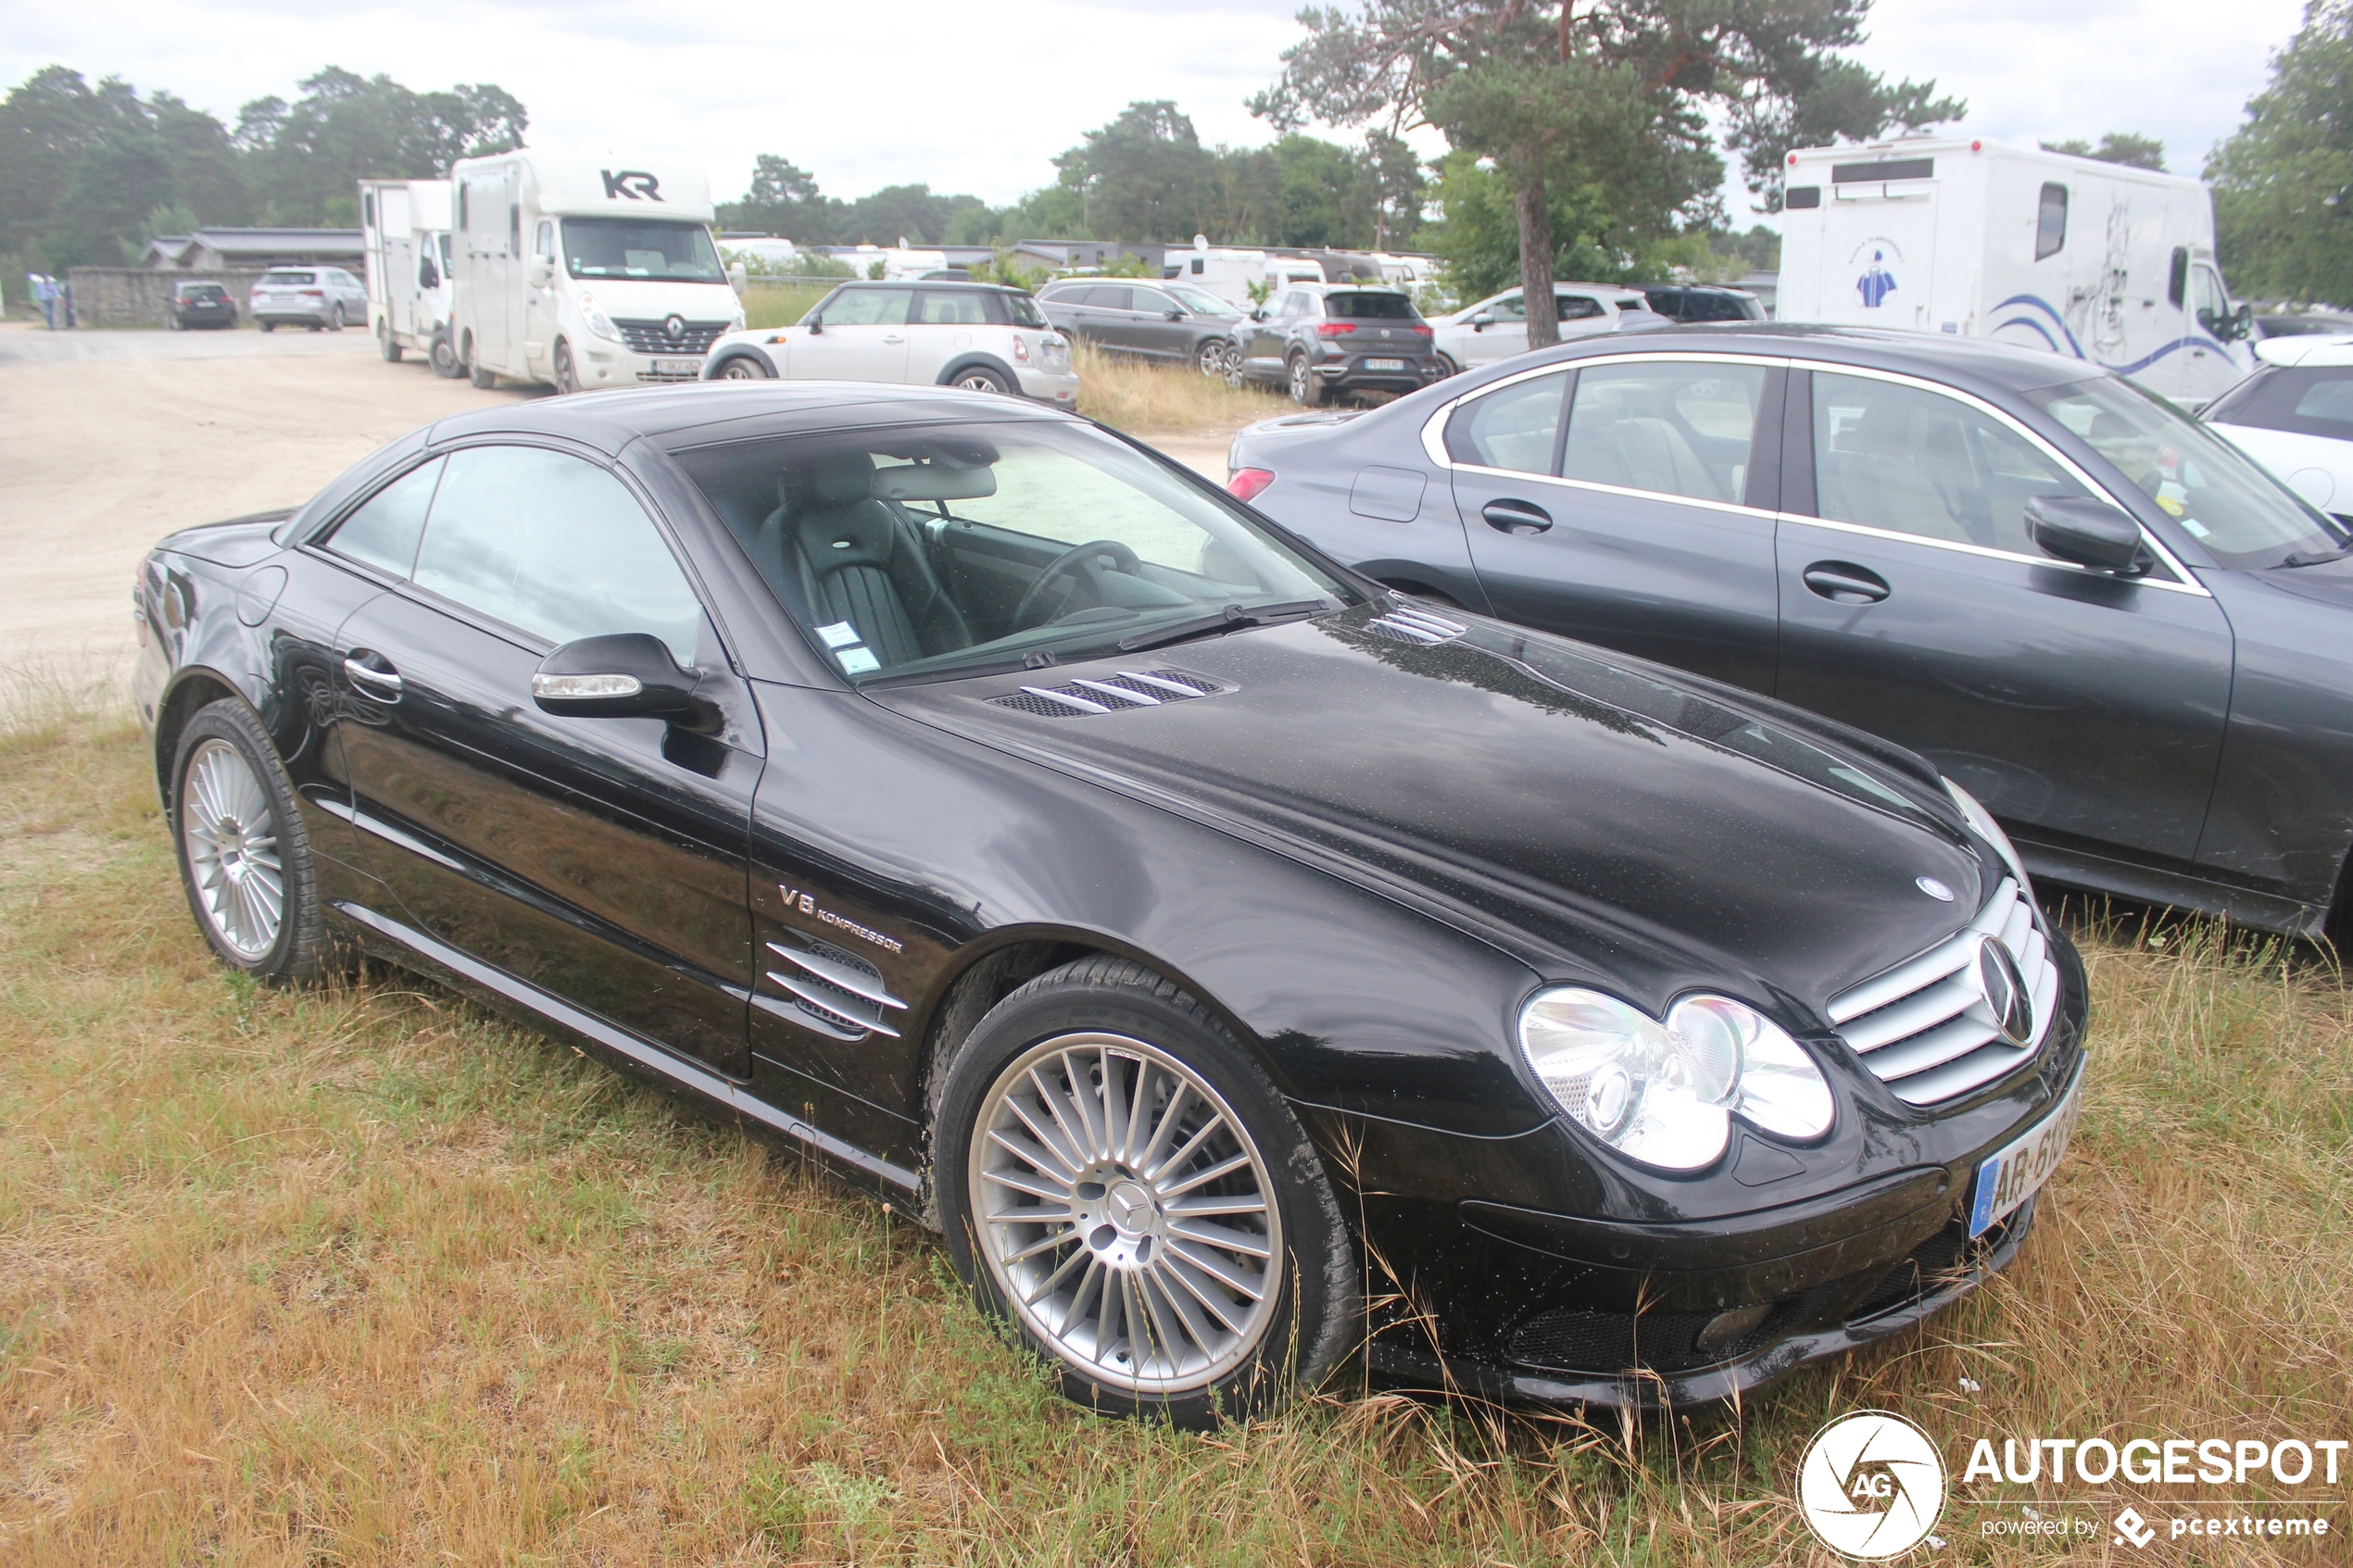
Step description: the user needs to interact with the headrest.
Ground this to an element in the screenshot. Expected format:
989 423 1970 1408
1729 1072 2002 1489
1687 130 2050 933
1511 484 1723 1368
872 461 998 502
793 496 897 573
806 450 877 506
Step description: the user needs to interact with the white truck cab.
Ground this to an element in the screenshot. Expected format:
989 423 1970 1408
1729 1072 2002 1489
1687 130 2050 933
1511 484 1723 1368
1778 137 2257 407
448 152 745 392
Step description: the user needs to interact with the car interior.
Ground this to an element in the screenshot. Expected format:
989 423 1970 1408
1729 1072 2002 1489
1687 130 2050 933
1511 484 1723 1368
1561 367 1762 505
674 426 1340 680
1814 375 2085 553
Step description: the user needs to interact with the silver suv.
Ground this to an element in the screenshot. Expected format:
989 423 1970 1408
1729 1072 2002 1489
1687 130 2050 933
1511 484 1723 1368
700 281 1077 407
248 266 367 332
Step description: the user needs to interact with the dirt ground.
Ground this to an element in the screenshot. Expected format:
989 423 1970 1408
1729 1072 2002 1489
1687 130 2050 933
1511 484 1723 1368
0 322 1236 685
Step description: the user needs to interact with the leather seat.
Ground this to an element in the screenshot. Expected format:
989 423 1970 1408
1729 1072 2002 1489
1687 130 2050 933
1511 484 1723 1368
765 451 972 668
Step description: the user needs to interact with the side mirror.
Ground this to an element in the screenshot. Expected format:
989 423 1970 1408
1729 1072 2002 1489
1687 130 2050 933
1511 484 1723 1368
1164 307 1184 320
2231 302 2254 342
1250 307 1267 321
728 261 749 296
2026 495 2147 574
1471 310 1494 330
806 317 824 334
419 261 440 289
525 257 552 289
532 633 706 721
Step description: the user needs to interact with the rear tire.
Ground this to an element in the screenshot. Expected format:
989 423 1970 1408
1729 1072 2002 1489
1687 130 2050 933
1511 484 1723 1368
952 365 1013 395
170 700 333 986
1287 353 1326 408
468 339 496 389
935 956 1357 1428
379 322 402 363
329 304 346 332
259 320 276 332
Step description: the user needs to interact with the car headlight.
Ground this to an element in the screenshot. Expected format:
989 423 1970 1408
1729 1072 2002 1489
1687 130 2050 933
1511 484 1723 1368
575 293 622 343
727 308 746 332
1944 778 2031 895
1516 988 1834 1171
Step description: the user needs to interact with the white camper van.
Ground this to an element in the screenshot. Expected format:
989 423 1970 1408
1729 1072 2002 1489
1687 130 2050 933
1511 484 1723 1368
359 179 456 374
1778 137 2256 405
447 152 745 392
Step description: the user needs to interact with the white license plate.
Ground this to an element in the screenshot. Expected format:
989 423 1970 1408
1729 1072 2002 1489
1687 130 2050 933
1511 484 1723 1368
1968 1067 2083 1236
653 358 701 374
1365 358 1406 370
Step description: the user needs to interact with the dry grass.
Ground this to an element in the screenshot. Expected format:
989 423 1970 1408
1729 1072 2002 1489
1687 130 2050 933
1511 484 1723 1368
3 710 2349 1564
1069 340 1291 436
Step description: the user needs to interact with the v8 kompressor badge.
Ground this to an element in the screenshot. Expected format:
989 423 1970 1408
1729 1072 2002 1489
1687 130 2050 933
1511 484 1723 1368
778 884 904 955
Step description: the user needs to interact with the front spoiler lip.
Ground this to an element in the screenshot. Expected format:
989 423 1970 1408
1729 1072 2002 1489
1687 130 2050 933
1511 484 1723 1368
1370 1192 2038 1411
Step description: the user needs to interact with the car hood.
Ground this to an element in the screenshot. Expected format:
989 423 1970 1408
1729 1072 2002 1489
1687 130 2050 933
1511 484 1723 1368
873 605 1986 1017
569 279 741 321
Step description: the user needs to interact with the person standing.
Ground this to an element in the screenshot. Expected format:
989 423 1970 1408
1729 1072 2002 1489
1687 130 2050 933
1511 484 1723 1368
31 273 58 330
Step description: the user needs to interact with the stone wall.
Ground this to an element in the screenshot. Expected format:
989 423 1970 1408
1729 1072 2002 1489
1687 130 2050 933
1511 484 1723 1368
64 267 275 329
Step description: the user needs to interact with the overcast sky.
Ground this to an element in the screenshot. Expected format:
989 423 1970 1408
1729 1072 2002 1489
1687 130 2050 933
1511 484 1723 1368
0 0 2314 228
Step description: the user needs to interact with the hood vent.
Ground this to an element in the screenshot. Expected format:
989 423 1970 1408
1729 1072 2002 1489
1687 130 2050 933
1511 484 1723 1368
1365 605 1468 646
990 668 1222 718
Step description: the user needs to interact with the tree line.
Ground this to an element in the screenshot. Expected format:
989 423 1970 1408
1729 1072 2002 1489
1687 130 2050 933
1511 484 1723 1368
0 65 523 274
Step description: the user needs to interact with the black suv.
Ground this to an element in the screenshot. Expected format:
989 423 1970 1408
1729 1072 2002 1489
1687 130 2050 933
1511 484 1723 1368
1230 282 1443 405
170 280 237 331
1638 284 1767 323
1035 279 1250 377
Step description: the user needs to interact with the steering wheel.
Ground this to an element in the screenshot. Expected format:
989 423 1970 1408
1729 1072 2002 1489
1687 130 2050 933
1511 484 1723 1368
1013 538 1142 629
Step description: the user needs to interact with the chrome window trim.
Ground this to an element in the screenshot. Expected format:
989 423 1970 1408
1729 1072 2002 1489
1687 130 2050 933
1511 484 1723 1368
1417 351 2210 596
1788 361 2209 596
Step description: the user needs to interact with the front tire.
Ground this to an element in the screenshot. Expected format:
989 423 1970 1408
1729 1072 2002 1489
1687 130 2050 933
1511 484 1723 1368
170 700 333 985
716 355 771 381
936 957 1356 1427
553 337 580 395
1287 353 1326 407
429 328 459 378
1196 338 1232 378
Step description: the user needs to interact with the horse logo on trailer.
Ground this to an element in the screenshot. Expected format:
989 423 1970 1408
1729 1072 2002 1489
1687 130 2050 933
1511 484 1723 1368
1851 239 1905 309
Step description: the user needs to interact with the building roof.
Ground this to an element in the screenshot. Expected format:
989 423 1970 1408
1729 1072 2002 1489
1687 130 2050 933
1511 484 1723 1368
145 228 365 267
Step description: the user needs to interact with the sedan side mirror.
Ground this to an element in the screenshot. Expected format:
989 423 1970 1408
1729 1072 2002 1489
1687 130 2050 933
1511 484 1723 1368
533 633 705 721
1471 310 1494 331
2026 495 2147 574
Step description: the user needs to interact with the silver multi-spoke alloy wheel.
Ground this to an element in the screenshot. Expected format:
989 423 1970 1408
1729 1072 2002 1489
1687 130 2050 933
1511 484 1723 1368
970 1031 1282 1396
180 737 284 960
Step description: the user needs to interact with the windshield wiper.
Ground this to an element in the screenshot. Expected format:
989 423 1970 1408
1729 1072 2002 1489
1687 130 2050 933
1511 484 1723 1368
2282 542 2353 568
1115 599 1336 653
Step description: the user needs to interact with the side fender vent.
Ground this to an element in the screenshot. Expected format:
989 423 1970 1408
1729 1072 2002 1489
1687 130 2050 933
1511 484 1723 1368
989 669 1224 718
1365 604 1467 646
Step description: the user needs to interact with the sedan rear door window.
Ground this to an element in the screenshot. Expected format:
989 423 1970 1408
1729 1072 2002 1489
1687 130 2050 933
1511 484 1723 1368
1444 371 1569 473
1563 361 1768 505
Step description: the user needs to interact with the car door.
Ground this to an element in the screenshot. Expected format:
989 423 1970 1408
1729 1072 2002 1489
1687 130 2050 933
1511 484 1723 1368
522 219 558 373
1245 290 1309 378
791 285 911 383
1775 366 2234 862
1127 286 1188 360
328 441 761 1078
1462 293 1530 368
1453 356 1785 694
1555 292 1613 342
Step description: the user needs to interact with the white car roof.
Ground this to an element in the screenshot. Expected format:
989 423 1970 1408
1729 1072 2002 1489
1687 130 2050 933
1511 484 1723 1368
2255 334 2353 368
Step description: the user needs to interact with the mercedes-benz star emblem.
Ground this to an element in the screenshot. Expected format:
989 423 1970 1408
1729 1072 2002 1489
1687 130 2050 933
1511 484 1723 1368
1916 876 1956 902
663 313 686 340
1976 935 2035 1046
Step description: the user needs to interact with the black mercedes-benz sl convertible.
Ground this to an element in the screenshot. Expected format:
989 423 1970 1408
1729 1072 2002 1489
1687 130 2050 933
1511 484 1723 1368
132 381 2088 1424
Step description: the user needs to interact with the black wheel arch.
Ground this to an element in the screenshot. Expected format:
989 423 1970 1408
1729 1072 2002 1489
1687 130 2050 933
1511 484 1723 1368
704 345 778 380
936 352 1019 389
152 667 245 810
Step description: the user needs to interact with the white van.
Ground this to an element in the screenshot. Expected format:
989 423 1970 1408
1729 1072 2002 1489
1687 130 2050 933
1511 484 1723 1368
1778 137 2256 406
359 179 456 374
447 152 746 392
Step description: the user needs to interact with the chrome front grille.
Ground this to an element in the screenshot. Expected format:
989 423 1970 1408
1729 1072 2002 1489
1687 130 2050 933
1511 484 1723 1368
1365 605 1466 646
614 318 727 355
1827 878 2058 1107
989 669 1219 718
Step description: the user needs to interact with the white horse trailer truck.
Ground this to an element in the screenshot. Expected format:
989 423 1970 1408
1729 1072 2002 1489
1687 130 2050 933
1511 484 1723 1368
359 179 457 375
1778 137 2256 405
447 152 744 392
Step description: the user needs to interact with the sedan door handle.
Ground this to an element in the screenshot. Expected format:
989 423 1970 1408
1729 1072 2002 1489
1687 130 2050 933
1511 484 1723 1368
1802 561 1892 604
344 655 403 701
1480 498 1554 534
881 333 906 344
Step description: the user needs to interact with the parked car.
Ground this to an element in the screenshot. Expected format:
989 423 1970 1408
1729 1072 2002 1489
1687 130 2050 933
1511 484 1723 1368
2248 312 2353 340
1227 324 2353 937
1639 284 1768 323
1428 285 1663 374
2206 335 2353 522
133 380 2084 1420
1230 282 1443 405
169 280 237 331
701 281 1076 407
248 266 366 332
1035 279 1248 377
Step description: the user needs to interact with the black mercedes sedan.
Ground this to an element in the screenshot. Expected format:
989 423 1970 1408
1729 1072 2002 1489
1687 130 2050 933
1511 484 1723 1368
1228 325 2353 940
133 381 2086 1423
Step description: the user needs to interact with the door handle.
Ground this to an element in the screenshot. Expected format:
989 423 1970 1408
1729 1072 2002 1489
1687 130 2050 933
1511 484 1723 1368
1802 561 1892 604
344 655 403 701
882 333 905 344
1481 498 1554 534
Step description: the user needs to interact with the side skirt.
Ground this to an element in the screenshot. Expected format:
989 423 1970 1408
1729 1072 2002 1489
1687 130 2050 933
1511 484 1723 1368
330 899 922 1196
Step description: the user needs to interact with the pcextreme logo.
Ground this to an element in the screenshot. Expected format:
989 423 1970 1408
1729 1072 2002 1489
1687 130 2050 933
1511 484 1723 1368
1798 1411 1947 1559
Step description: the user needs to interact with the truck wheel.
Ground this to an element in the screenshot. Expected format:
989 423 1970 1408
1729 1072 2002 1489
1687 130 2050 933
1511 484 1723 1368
429 329 459 378
468 338 496 390
1287 353 1326 407
553 338 581 395
935 956 1358 1428
379 322 402 363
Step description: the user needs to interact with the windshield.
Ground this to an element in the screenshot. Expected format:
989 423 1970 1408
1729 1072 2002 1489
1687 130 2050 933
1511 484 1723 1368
560 219 724 282
672 420 1353 684
1327 292 1417 320
1165 284 1230 315
1005 291 1048 329
2025 375 2348 569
